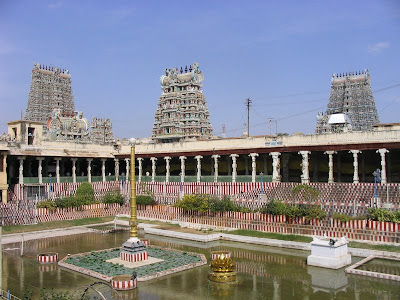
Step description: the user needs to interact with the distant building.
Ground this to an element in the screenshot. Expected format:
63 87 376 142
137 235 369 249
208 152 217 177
25 63 75 124
23 63 113 143
316 69 379 133
152 63 213 142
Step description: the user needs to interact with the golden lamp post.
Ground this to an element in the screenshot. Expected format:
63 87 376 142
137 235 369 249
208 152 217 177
120 138 147 262
129 137 138 239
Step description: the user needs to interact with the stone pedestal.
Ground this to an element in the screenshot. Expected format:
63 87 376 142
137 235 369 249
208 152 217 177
120 237 148 262
307 236 351 269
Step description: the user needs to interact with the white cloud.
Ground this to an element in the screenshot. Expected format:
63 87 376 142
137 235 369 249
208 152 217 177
368 42 390 54
48 1 62 9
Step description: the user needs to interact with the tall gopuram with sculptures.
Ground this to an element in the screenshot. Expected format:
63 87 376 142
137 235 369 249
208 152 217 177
25 63 75 124
152 63 213 142
22 63 114 143
316 69 379 134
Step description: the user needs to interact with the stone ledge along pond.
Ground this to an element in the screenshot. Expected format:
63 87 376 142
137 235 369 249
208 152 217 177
1 228 400 299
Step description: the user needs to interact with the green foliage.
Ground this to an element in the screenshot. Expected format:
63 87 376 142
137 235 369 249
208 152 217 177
36 199 56 211
40 289 73 300
74 182 95 206
136 195 155 205
303 205 326 220
103 191 124 205
54 196 75 208
260 200 326 220
260 200 288 215
23 286 33 300
175 194 245 213
292 184 320 202
175 194 209 212
332 213 367 222
208 195 239 212
368 208 400 223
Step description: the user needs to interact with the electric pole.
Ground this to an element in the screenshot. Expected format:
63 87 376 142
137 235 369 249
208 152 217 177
246 98 251 137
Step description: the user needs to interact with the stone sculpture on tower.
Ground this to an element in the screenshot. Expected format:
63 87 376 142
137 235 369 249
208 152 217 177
316 69 379 134
152 62 213 142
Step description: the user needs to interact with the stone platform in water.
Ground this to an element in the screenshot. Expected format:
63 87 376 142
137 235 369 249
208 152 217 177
58 246 207 282
307 236 351 269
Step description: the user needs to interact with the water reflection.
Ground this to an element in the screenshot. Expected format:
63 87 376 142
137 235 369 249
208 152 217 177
1 230 399 299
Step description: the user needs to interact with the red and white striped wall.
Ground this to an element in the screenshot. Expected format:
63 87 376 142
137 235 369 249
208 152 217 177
111 276 137 290
120 251 148 262
37 253 58 264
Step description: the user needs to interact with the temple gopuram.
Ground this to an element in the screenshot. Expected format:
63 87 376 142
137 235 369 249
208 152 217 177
152 62 213 142
316 69 379 133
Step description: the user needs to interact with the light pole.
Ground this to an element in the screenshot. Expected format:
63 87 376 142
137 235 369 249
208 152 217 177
260 172 264 194
129 138 137 239
120 138 148 262
48 174 52 198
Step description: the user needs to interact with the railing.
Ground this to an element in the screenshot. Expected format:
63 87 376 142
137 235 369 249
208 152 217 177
0 289 22 300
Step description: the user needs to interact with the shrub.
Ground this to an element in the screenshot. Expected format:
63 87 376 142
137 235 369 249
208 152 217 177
368 208 400 223
136 195 155 205
260 200 287 216
74 182 94 206
55 196 76 208
285 205 303 219
208 195 242 213
332 213 367 222
103 191 124 205
292 184 320 202
36 199 56 211
175 194 209 212
304 205 326 220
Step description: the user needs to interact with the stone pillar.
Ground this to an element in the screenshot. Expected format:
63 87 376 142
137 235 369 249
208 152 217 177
150 157 157 182
125 158 130 181
87 158 92 183
195 155 202 183
179 156 186 182
269 152 281 183
230 154 239 183
249 153 259 183
337 153 341 182
349 150 361 183
164 156 171 182
55 158 61 183
298 151 311 184
18 156 25 184
281 154 290 182
324 151 336 183
37 157 44 184
137 158 143 182
377 148 389 184
212 155 220 182
114 159 119 181
101 159 106 182
71 158 77 183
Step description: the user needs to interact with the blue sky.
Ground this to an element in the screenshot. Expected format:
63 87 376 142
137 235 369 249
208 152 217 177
0 1 399 138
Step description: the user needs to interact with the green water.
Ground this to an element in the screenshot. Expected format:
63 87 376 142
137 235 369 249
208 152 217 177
2 230 400 299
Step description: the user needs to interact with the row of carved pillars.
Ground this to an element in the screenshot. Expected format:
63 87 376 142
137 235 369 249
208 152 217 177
9 148 391 184
128 148 390 184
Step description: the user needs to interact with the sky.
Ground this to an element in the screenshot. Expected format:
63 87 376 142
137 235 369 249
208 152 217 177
0 0 399 139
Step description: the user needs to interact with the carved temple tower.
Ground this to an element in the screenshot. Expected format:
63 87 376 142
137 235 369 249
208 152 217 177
25 63 75 123
152 63 213 142
316 69 379 134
